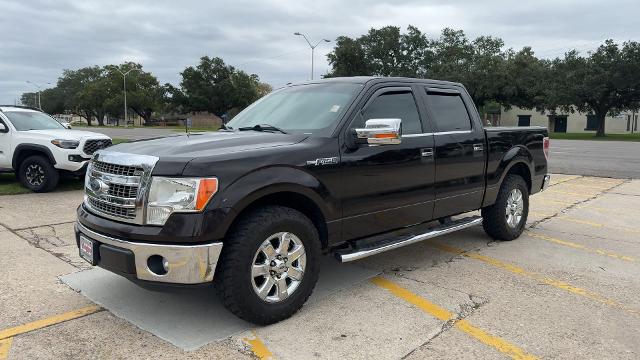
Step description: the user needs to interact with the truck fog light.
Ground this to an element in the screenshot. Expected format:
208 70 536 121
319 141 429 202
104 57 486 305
147 255 168 275
147 206 173 226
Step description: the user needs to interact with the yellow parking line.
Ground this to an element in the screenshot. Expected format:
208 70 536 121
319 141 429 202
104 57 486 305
0 338 12 360
243 331 274 360
545 190 598 197
526 232 635 262
429 243 639 317
556 216 640 234
371 277 538 360
0 305 102 340
549 176 582 186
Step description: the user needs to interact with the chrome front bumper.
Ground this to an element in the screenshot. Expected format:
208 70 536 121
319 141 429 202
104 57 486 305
76 222 223 284
541 174 551 191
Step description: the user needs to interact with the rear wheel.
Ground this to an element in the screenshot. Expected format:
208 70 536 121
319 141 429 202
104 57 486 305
18 155 59 193
481 174 529 240
217 205 321 325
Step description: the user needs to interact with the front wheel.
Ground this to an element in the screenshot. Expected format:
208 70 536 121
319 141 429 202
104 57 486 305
18 155 59 193
481 174 529 240
216 205 321 325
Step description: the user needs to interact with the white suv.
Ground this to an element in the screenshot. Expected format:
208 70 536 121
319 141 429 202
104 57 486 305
0 106 112 192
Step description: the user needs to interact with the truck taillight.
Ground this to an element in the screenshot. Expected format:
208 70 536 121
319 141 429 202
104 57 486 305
543 137 550 161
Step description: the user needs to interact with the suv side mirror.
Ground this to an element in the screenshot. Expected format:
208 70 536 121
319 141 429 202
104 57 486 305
354 118 401 145
0 123 7 133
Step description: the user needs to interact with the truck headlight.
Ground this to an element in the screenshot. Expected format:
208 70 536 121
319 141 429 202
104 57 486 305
51 139 80 149
146 177 218 225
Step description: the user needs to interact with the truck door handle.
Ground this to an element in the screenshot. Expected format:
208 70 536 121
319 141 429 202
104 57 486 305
473 144 484 152
421 148 434 157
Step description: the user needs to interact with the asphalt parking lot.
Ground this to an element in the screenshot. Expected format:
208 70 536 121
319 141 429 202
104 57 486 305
1 174 639 359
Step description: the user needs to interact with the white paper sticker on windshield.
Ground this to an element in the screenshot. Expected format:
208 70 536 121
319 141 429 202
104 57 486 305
330 105 340 113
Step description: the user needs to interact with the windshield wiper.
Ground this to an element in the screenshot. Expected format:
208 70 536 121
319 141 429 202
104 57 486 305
238 124 288 134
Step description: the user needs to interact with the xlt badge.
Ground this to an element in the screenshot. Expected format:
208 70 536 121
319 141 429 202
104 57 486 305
306 157 339 166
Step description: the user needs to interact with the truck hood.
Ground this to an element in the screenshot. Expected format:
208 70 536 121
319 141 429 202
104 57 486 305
22 129 110 140
106 131 308 158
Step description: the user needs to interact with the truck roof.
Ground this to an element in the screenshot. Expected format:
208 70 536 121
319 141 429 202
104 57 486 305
0 105 42 112
289 76 463 87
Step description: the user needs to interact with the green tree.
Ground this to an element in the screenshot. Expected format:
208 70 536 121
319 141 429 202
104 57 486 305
103 63 165 124
547 40 640 136
176 56 263 116
57 66 106 125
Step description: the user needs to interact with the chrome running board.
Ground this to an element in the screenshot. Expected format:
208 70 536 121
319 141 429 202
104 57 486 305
335 216 483 262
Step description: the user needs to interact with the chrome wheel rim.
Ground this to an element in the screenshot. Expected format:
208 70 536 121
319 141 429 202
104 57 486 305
505 188 524 228
251 232 306 303
25 164 45 186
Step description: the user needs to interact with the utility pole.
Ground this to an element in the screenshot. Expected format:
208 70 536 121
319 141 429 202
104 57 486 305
294 32 331 80
116 68 140 127
26 81 51 109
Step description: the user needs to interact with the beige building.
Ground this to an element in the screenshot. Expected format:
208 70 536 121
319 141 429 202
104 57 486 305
500 107 639 134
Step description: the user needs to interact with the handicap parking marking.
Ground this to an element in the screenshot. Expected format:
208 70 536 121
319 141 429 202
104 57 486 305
429 243 640 317
243 330 274 360
371 276 538 360
0 305 102 340
0 338 12 360
525 232 636 262
60 256 380 350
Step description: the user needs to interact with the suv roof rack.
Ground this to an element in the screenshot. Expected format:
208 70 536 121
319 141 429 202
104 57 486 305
0 105 43 112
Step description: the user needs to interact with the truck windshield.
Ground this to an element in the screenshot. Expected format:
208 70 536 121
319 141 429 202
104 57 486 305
4 111 65 131
227 83 361 134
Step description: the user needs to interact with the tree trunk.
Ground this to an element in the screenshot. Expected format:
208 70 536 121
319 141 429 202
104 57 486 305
82 111 93 126
595 111 606 137
96 111 105 126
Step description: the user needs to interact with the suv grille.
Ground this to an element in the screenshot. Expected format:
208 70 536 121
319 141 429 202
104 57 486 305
92 160 143 176
84 139 113 155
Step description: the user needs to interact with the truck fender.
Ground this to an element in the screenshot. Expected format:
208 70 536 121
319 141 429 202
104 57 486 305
12 144 57 169
209 166 337 239
482 145 533 207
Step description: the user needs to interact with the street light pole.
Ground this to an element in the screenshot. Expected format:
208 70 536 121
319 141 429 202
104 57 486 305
294 32 331 80
26 81 51 109
116 68 140 128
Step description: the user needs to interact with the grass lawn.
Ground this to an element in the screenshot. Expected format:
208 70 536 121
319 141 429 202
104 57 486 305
0 138 128 196
0 173 84 196
549 132 640 141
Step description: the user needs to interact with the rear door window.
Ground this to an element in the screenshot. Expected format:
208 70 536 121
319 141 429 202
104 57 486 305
425 92 472 132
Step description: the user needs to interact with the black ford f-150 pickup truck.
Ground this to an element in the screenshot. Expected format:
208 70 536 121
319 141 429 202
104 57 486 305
75 77 550 324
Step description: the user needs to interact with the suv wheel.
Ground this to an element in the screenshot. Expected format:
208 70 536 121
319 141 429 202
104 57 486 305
18 155 59 192
481 174 529 240
217 205 321 325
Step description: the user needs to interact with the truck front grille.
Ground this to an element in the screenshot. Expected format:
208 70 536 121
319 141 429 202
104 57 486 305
83 139 112 155
83 151 158 225
87 197 136 219
92 160 142 176
108 183 138 199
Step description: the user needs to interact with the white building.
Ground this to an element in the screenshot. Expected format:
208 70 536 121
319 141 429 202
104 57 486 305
500 107 639 134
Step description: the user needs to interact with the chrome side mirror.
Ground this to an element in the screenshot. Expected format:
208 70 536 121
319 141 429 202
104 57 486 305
354 118 401 145
0 123 7 133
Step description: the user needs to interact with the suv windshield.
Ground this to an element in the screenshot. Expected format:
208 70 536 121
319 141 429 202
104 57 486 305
4 111 65 131
227 83 361 134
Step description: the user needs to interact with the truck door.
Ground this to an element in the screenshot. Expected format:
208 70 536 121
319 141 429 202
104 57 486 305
339 86 436 240
0 116 11 169
423 87 486 218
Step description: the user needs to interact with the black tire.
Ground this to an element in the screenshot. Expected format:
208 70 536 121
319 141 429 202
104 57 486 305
18 155 59 193
481 174 529 241
216 205 321 325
